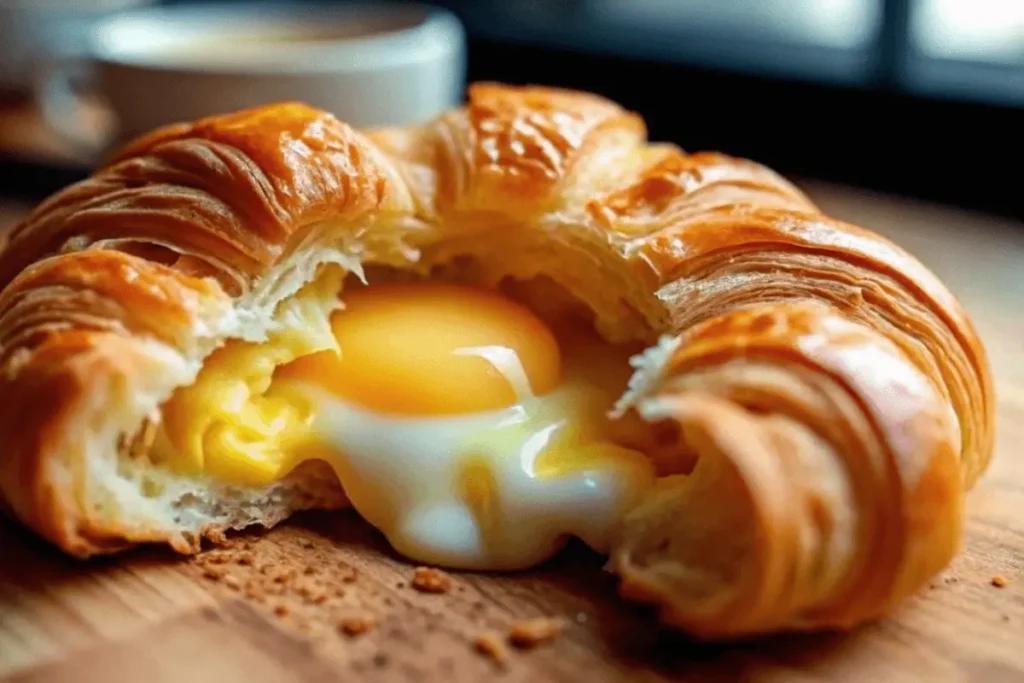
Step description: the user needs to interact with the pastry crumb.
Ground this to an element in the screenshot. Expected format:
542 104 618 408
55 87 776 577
412 566 452 593
193 532 372 636
296 580 329 605
206 529 228 544
339 615 377 637
269 567 298 584
508 617 565 649
992 575 1010 588
474 632 507 667
201 566 227 581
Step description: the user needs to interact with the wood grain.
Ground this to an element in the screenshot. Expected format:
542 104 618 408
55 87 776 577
1 181 1022 683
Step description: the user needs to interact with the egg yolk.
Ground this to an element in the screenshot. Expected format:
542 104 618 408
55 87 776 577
276 282 562 416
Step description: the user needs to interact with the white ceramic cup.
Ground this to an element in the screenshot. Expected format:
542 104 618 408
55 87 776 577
39 1 466 155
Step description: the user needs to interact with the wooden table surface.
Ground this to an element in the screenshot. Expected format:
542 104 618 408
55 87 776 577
0 181 1022 683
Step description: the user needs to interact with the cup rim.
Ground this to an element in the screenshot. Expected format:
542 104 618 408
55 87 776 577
88 1 464 74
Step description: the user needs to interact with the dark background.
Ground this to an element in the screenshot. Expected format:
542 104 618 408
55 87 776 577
426 0 1023 219
7 0 1024 218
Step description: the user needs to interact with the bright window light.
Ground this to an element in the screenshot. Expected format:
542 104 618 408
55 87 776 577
589 0 883 49
911 0 1024 63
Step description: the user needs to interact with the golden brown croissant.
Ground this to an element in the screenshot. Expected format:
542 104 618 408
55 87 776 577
0 83 992 640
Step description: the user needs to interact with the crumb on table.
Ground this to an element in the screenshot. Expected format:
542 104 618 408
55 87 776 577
201 566 227 581
474 632 508 667
508 617 565 649
992 575 1010 588
412 566 452 594
339 615 377 637
295 580 329 605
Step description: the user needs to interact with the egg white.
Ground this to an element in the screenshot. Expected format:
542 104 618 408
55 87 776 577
277 345 655 570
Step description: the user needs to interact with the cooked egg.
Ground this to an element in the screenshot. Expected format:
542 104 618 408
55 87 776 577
150 270 656 570
277 282 562 416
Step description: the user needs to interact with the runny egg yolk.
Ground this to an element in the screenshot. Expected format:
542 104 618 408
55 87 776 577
150 273 655 570
275 283 561 416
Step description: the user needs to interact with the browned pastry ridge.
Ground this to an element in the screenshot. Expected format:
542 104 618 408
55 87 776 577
0 83 993 640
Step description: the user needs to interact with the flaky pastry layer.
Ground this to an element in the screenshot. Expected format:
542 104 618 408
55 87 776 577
0 83 992 639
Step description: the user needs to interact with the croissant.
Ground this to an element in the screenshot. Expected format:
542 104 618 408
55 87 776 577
0 83 992 640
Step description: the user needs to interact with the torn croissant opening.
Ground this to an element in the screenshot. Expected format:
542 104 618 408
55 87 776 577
74 235 962 639
115 255 698 572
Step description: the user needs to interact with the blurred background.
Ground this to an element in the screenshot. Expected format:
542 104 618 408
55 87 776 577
434 0 1023 218
0 0 1021 218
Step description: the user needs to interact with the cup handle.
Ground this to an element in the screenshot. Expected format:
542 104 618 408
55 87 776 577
35 57 111 159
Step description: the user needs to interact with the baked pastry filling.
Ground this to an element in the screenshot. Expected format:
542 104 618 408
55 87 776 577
149 265 656 570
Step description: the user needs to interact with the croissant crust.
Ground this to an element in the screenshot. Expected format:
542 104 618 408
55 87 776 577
0 83 992 639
